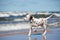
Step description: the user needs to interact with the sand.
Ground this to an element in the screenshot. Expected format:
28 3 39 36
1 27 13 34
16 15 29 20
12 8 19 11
0 29 53 37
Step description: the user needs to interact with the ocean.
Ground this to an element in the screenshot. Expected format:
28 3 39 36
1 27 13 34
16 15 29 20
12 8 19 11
0 17 60 40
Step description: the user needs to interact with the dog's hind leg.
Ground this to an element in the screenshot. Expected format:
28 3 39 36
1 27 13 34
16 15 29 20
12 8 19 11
42 23 47 40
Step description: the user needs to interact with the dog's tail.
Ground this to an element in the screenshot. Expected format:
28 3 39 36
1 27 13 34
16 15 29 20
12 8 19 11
46 14 53 20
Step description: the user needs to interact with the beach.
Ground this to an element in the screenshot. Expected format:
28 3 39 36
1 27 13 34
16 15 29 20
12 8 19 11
0 18 60 40
0 28 60 40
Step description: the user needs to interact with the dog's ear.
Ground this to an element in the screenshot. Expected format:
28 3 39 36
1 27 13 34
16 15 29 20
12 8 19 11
29 15 33 21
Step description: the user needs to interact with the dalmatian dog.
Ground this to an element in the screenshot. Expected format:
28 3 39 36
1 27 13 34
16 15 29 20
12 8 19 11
24 14 53 37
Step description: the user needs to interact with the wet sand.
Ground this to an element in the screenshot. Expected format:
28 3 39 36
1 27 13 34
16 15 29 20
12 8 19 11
0 29 53 37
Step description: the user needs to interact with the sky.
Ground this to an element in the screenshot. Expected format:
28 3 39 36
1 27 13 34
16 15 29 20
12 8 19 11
0 0 60 12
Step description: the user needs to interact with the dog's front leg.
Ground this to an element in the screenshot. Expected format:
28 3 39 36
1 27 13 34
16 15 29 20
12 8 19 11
28 26 32 36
